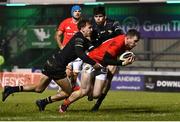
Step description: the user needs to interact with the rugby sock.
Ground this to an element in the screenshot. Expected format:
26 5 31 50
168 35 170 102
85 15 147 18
19 86 23 91
63 98 70 106
11 86 23 92
96 93 107 105
44 96 53 104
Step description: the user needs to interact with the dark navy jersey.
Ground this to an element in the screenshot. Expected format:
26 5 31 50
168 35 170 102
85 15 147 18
91 18 124 47
46 32 96 68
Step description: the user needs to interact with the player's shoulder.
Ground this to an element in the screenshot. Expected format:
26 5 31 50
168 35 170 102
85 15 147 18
74 32 85 40
74 32 82 37
111 34 125 46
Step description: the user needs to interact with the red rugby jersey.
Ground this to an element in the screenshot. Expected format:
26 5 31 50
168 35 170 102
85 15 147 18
88 35 126 64
57 18 78 46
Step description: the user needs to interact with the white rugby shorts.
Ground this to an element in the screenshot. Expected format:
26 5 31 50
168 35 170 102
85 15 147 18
82 63 108 81
68 58 83 73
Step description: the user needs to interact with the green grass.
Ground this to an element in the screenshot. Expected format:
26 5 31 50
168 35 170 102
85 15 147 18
1 90 180 121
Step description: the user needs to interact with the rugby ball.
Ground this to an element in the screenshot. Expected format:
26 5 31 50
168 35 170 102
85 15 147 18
119 51 135 61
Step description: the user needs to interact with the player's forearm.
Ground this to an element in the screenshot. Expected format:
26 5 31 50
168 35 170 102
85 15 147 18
55 31 64 49
104 58 123 66
75 47 96 65
103 53 123 66
55 36 63 49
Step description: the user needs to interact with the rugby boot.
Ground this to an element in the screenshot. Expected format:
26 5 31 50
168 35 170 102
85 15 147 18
91 102 100 112
36 99 46 111
2 86 14 102
59 104 68 113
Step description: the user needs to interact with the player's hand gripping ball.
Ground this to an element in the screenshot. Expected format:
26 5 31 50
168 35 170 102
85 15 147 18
0 55 5 65
119 51 135 61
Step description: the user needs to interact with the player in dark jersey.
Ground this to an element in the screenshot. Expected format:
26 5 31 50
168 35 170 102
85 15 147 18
89 6 124 111
58 29 140 113
91 6 124 47
2 19 102 104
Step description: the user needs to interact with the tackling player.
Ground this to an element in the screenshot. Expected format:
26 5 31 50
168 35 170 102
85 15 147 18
2 19 102 104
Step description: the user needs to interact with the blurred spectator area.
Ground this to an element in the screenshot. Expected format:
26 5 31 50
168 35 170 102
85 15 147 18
0 3 180 71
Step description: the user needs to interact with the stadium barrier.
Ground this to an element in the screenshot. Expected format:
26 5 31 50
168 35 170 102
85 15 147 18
111 74 144 91
144 75 180 92
111 71 180 92
0 72 60 90
1 71 180 92
0 72 41 88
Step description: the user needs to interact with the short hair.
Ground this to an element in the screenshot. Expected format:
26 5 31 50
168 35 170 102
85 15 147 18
77 19 91 30
126 29 140 40
93 6 105 16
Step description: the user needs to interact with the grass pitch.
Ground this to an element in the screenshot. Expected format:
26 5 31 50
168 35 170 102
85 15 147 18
1 90 180 121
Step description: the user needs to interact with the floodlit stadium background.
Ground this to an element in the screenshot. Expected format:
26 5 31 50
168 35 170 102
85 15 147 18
1 0 180 91
1 0 180 121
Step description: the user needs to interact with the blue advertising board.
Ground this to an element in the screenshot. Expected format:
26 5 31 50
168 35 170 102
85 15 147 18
111 74 144 91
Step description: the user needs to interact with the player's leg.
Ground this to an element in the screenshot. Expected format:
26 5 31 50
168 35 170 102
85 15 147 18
59 63 94 112
87 83 94 101
102 65 117 94
37 76 73 112
36 90 69 111
56 59 82 95
57 58 82 93
57 63 73 93
37 63 73 111
55 77 73 95
91 65 118 112
58 81 81 113
76 63 94 97
93 68 108 99
36 76 73 111
2 74 51 102
36 60 83 112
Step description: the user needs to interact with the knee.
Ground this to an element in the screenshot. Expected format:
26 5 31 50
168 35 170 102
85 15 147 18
60 91 69 96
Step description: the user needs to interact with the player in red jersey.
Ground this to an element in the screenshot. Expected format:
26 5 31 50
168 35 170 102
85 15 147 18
55 5 81 49
58 29 140 112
